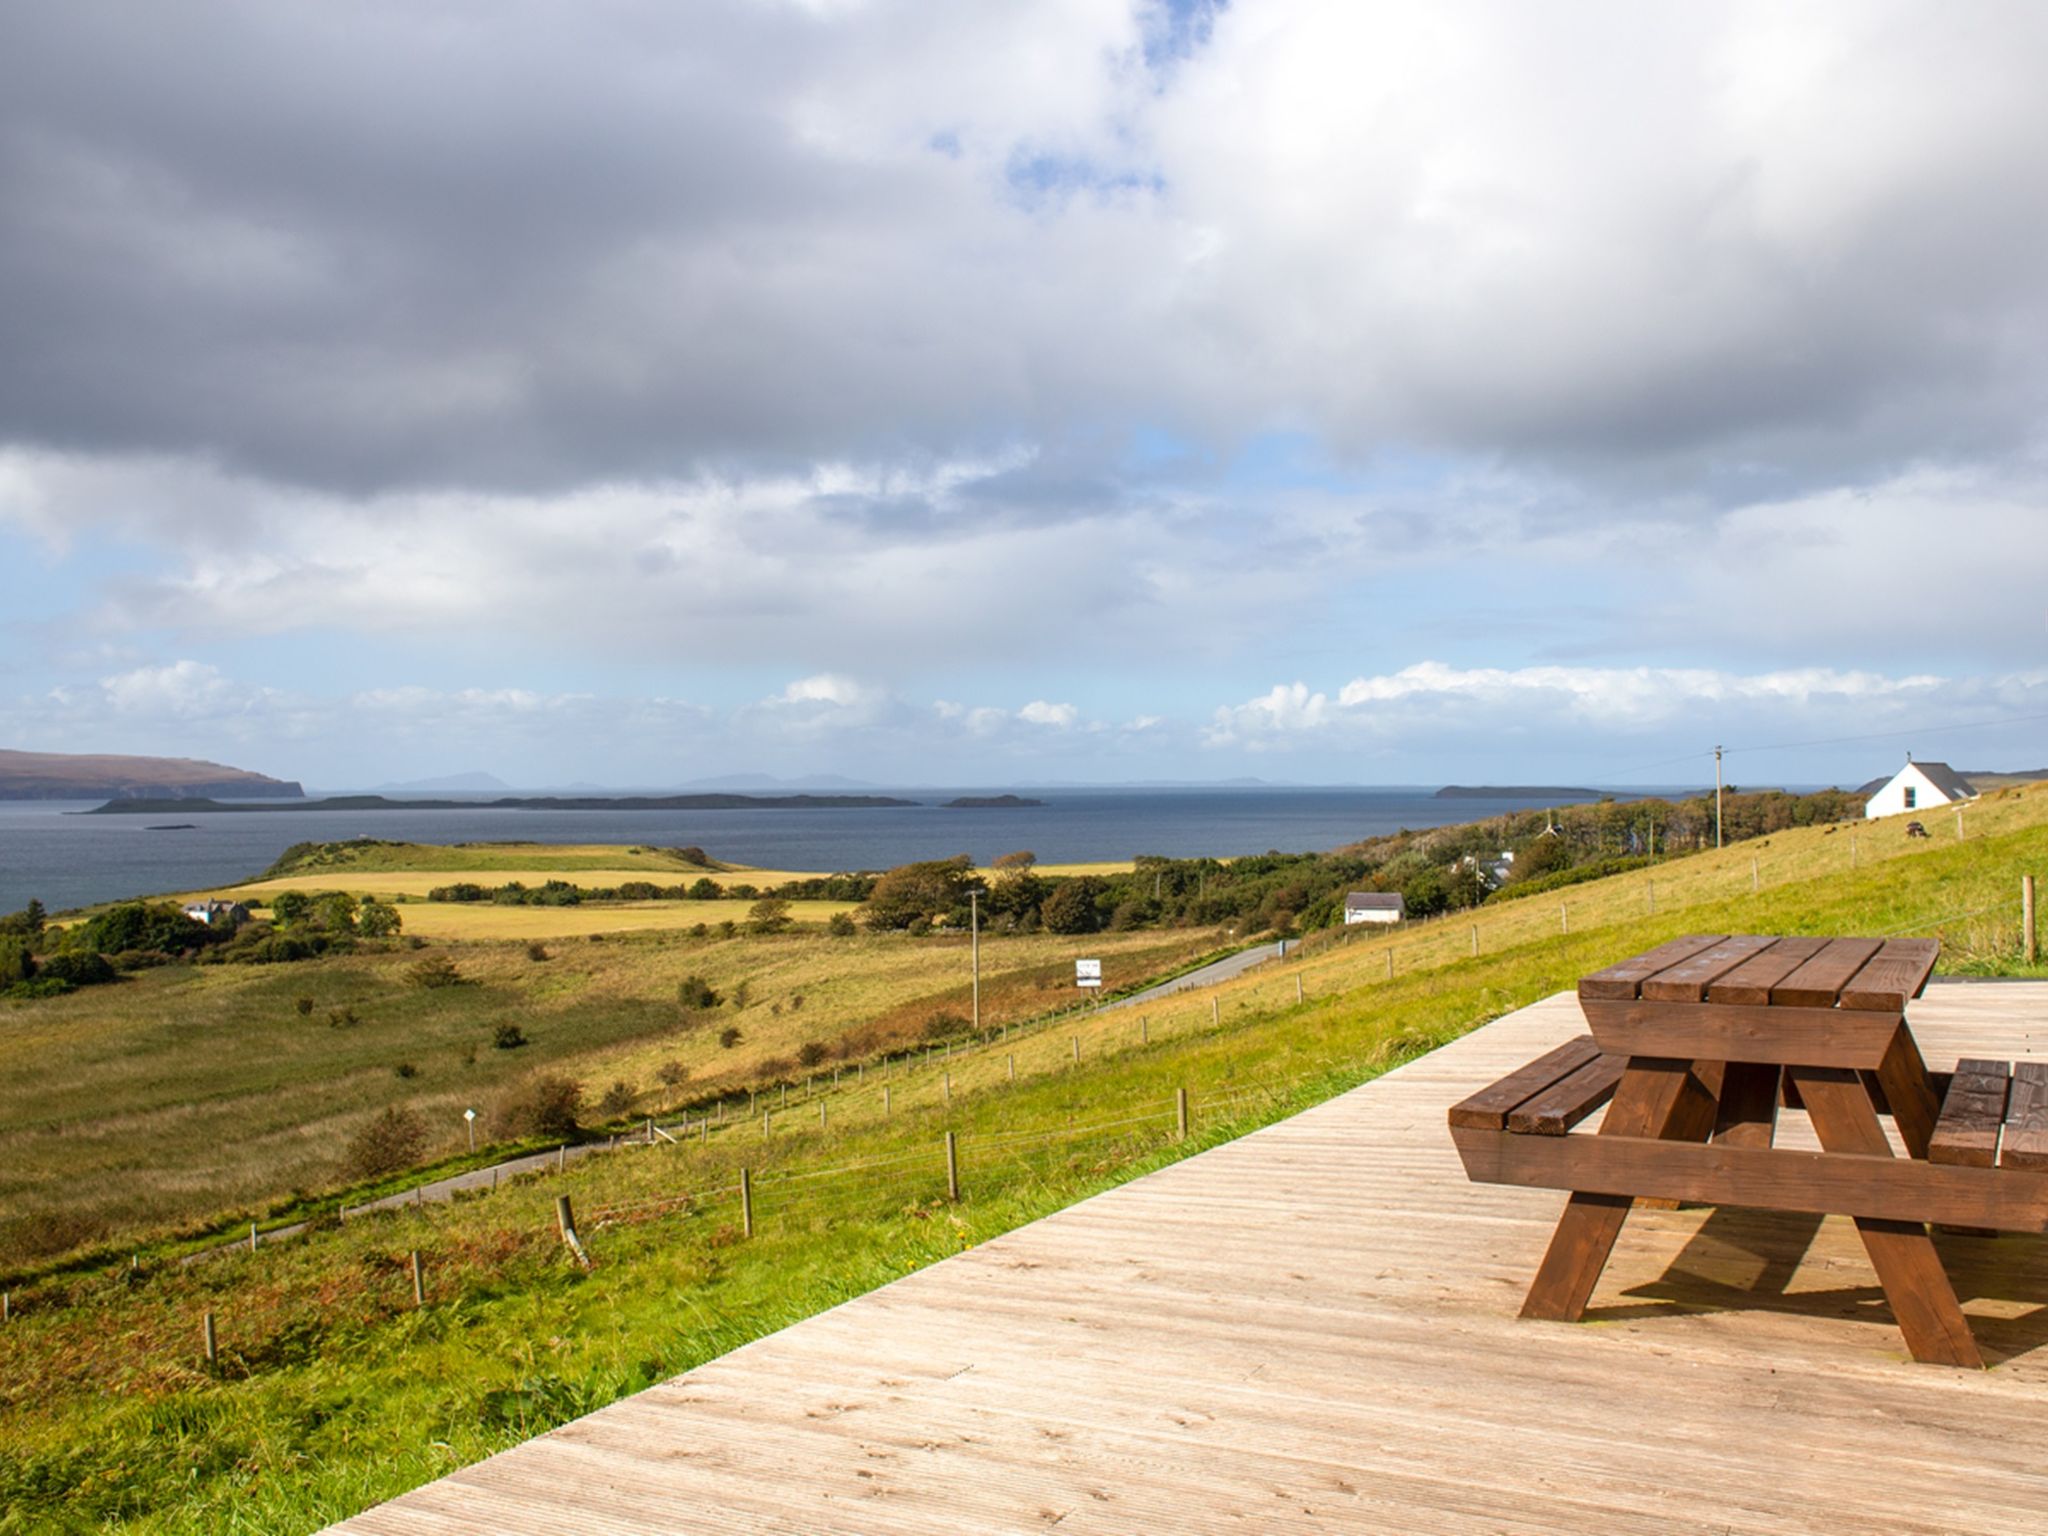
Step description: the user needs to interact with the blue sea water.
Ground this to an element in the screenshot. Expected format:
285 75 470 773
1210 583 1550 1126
0 787 1611 914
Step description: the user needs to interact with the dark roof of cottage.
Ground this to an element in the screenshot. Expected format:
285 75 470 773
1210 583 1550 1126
1911 762 1978 800
1344 891 1405 911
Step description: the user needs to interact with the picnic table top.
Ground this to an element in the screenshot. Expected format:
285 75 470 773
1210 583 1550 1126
1580 934 1939 1012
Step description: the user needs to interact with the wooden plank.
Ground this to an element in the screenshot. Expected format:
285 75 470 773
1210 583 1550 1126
1506 1051 1627 1135
2003 1061 2048 1170
1445 1034 1601 1130
1451 1123 2048 1234
1789 1065 1982 1367
1577 935 1725 1000
1874 1025 1943 1160
1711 1060 1781 1149
1840 939 1942 1011
1928 1057 2010 1169
1706 935 1830 1005
1519 1057 1715 1321
1580 997 1902 1069
1638 934 1780 1002
1770 937 1885 1008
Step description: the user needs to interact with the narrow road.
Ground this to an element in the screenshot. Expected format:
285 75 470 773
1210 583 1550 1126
1102 939 1287 1010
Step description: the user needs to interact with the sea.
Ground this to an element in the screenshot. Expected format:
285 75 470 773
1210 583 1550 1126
0 786 1629 914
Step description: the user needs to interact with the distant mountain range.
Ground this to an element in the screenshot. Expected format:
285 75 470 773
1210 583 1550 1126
0 749 302 801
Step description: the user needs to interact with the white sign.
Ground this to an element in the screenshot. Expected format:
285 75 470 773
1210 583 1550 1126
463 1108 477 1122
1075 958 1101 989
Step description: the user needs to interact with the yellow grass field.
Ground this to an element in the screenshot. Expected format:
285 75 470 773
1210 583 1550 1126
374 900 861 940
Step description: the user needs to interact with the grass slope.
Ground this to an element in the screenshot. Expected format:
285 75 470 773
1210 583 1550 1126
2 793 2043 1531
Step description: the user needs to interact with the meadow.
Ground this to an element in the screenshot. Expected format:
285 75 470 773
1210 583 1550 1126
1 791 2043 1532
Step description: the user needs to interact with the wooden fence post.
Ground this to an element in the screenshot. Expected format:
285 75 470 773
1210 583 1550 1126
1470 924 1478 956
556 1144 566 1172
1140 1017 1149 1045
410 1250 425 1308
2 1291 10 1323
2025 874 2037 965
1007 1054 1016 1082
1295 974 1304 1003
944 1071 952 1101
1211 996 1220 1025
884 1086 892 1114
249 1222 258 1254
203 1310 218 1366
740 1168 754 1238
1561 903 1568 934
1176 1086 1190 1141
1386 950 1393 980
944 1132 959 1202
819 1100 827 1130
762 1111 772 1138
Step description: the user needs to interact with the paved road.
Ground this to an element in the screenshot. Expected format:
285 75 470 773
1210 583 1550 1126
1101 940 1287 1010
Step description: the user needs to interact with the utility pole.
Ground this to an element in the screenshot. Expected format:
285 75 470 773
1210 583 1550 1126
969 886 983 1034
1714 745 1725 850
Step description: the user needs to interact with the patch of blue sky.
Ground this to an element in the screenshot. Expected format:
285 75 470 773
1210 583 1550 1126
1003 149 1163 211
1142 0 1228 72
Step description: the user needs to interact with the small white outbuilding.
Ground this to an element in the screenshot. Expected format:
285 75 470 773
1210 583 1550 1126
1343 892 1406 925
1862 758 1978 820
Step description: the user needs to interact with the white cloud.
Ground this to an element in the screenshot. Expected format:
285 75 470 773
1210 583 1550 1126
1018 700 1078 728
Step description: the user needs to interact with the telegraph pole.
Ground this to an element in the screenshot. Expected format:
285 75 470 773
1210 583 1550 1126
1714 745 1725 850
969 886 983 1034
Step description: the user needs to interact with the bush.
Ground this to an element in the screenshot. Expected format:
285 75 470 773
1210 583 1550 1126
495 1075 581 1141
598 1080 636 1118
35 950 117 988
295 996 315 1016
748 896 793 934
1040 878 1104 935
678 974 721 1009
343 1106 427 1180
328 1007 359 1028
797 1040 829 1068
493 1022 528 1050
718 1026 743 1049
77 900 213 957
827 911 857 937
357 899 402 937
922 1010 970 1042
656 1060 689 1087
393 1062 418 1079
0 936 32 988
408 955 463 989
526 941 550 962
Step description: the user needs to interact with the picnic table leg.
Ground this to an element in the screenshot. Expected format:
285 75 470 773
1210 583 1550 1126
1870 1025 1941 1160
1521 1058 1719 1321
1712 1061 1782 1149
1786 1066 1982 1368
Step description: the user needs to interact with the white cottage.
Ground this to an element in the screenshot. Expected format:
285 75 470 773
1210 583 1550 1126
1343 892 1405 925
1862 759 1978 820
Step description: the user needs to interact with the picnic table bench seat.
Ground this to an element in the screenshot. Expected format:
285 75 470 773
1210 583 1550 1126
1449 934 2048 1367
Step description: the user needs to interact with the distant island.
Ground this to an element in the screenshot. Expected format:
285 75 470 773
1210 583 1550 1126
1434 785 1611 800
1 748 303 801
84 792 919 815
942 794 1044 808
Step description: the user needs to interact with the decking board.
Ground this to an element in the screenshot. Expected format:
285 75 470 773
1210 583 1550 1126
329 982 2048 1536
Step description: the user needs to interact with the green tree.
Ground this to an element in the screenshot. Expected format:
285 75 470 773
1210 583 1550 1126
861 856 975 930
271 890 312 928
747 896 793 934
1040 877 1105 935
0 936 33 988
357 899 401 937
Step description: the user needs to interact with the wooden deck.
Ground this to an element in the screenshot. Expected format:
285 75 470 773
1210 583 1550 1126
330 983 2048 1535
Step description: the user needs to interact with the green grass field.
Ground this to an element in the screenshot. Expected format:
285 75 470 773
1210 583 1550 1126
2 796 2044 1532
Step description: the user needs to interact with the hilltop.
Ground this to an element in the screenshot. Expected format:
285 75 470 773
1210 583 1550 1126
0 748 302 801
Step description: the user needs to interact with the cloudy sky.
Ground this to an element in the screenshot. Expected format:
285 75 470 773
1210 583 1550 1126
4 0 2047 789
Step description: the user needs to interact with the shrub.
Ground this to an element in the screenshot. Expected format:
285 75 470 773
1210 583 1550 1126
717 1026 743 1049
597 1080 636 1118
717 919 737 939
748 896 792 934
493 1022 528 1050
922 1010 970 1042
755 1054 795 1084
797 1040 829 1068
357 899 402 937
526 941 550 962
677 974 722 1010
0 936 32 988
789 993 805 1011
656 1060 689 1088
35 950 117 988
408 954 463 989
77 900 213 956
495 1074 581 1141
1040 878 1104 935
328 1007 359 1028
827 911 857 937
295 996 315 1016
393 1062 418 1079
343 1106 427 1180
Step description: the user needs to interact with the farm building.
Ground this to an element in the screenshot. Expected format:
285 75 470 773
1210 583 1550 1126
1861 759 1978 820
1343 891 1405 925
182 899 251 928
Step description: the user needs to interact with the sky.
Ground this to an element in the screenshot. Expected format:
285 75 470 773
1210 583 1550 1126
3 0 2047 790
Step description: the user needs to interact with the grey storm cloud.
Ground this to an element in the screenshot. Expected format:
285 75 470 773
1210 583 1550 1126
4 1 2048 503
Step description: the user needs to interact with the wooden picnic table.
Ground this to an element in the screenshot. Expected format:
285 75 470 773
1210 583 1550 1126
1450 934 2048 1367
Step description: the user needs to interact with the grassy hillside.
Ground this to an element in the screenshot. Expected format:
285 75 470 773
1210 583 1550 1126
2 789 2043 1532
